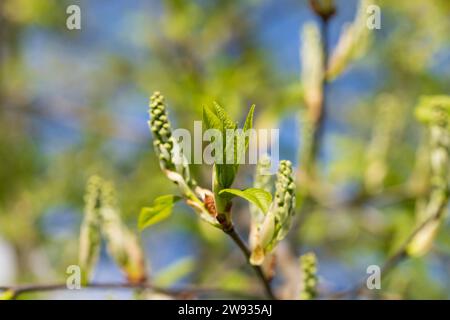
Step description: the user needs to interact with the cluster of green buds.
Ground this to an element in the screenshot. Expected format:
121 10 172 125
365 94 405 194
326 0 373 80
79 175 102 285
149 92 175 171
407 95 450 257
146 92 220 228
100 180 147 284
78 176 147 285
250 160 296 265
148 92 196 190
299 252 318 300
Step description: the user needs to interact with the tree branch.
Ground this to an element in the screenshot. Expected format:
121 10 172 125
310 14 330 163
324 198 449 300
0 282 262 300
224 226 276 300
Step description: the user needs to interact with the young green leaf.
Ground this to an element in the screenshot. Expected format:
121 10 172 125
213 102 237 130
202 105 223 132
215 164 237 189
203 105 234 188
214 103 238 185
243 104 255 133
207 103 256 189
235 104 256 166
219 188 272 214
138 195 181 230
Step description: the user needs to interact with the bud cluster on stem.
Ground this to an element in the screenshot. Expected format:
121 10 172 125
250 160 296 265
299 252 318 300
407 96 450 256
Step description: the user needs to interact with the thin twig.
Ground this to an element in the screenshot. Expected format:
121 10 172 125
225 227 276 300
325 199 449 300
380 200 447 276
310 14 330 162
0 282 262 300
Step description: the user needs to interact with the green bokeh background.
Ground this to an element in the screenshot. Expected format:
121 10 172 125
0 0 449 299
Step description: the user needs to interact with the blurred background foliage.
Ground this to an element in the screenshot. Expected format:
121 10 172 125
0 0 449 299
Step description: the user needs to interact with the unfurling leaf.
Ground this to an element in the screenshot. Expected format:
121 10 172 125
243 105 255 135
203 105 223 132
237 104 256 166
215 164 237 190
203 104 237 189
205 103 256 189
213 102 237 130
138 195 181 231
219 188 272 214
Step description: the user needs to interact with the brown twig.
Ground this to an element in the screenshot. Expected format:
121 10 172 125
301 1 335 174
0 282 262 300
225 227 276 300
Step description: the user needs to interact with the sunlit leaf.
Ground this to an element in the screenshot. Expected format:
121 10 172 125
219 188 272 213
213 101 237 130
138 195 181 230
202 105 223 132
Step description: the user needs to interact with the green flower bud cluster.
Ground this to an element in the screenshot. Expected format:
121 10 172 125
365 95 405 194
326 0 373 80
98 178 147 284
299 252 318 300
407 95 450 257
149 92 175 171
148 92 196 189
79 175 103 285
250 160 296 265
415 95 450 127
272 160 296 241
79 176 147 285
